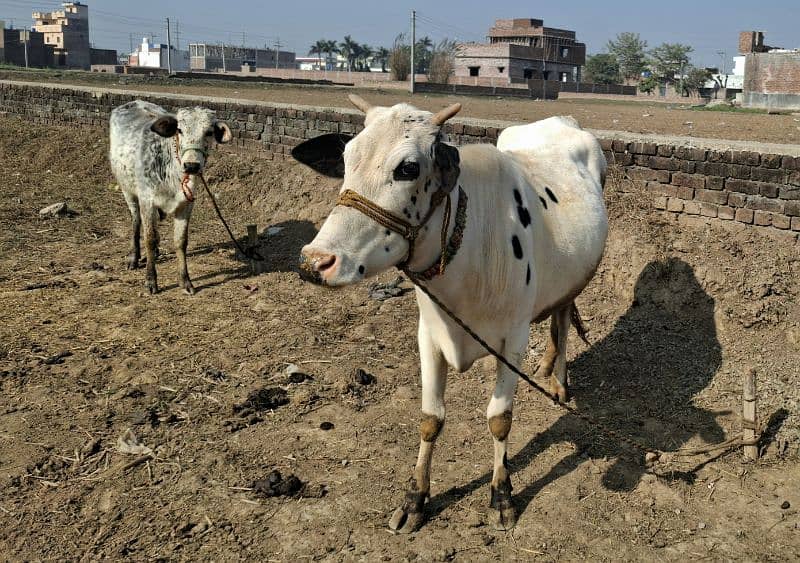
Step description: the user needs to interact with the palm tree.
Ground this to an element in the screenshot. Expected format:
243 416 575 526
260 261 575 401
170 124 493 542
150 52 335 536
375 46 389 72
309 39 326 70
360 44 374 71
322 40 338 70
415 35 434 73
339 35 358 71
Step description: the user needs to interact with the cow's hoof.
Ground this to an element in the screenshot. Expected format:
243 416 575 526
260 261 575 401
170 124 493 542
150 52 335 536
146 280 159 294
388 506 425 534
182 280 195 295
127 255 141 270
489 506 517 531
549 376 569 403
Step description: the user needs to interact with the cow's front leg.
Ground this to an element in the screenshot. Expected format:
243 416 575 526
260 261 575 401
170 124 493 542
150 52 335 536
173 203 195 294
487 327 528 530
389 322 446 533
122 191 141 270
142 204 159 294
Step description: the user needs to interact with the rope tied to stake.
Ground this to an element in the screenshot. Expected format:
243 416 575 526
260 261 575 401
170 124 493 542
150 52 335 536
197 174 264 262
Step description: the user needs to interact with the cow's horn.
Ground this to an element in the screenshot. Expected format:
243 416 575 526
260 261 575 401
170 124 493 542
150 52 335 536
431 103 462 126
348 94 373 114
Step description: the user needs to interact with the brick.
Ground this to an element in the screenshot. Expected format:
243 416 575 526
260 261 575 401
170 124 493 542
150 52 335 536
677 186 694 200
727 192 749 207
666 198 684 213
672 172 705 189
745 196 784 214
772 214 791 230
646 182 678 198
630 142 657 155
789 171 800 187
708 150 733 163
731 150 760 166
653 196 667 210
627 167 668 183
793 217 800 231
735 208 754 223
611 140 628 152
612 152 634 166
725 178 760 195
598 138 613 151
718 206 735 220
706 176 725 190
695 161 727 177
779 186 800 199
781 155 799 170
674 146 707 161
754 211 772 226
650 156 680 171
695 189 728 205
761 154 782 168
684 201 701 215
724 163 752 180
700 203 718 217
785 201 800 216
679 160 697 174
657 145 673 157
750 167 787 184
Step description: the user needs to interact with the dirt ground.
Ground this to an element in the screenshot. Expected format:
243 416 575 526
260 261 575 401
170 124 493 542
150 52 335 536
3 68 800 145
1 116 799 561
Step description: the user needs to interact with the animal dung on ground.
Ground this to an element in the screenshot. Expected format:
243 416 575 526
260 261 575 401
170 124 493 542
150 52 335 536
252 470 304 498
352 368 376 386
233 387 289 413
368 276 407 301
319 421 335 431
284 363 312 384
39 202 77 218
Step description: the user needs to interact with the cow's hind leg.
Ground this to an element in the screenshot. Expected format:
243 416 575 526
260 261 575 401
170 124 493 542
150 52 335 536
389 322 446 533
487 326 528 530
549 305 571 403
141 202 159 294
173 203 195 294
122 190 141 269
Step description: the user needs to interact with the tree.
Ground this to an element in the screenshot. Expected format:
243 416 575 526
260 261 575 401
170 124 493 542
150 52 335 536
648 43 693 86
584 53 620 84
678 66 711 96
606 32 647 82
359 44 373 71
375 47 389 72
388 34 411 81
638 75 658 95
414 35 434 73
427 39 458 84
322 40 338 70
309 39 326 69
339 35 358 71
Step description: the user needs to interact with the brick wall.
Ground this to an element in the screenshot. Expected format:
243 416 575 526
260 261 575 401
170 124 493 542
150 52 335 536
742 52 800 110
1 79 798 241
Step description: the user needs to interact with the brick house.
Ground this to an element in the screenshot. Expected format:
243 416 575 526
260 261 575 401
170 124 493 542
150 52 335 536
454 18 586 84
739 31 800 111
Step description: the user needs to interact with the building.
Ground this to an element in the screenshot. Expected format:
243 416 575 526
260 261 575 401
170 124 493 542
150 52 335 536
703 55 745 99
129 37 188 71
455 18 586 84
189 43 296 72
0 23 52 67
739 31 800 110
32 2 90 69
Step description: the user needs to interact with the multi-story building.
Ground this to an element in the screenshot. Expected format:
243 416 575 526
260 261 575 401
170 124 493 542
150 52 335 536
189 43 296 72
32 2 90 69
455 18 586 84
0 23 52 67
129 37 189 71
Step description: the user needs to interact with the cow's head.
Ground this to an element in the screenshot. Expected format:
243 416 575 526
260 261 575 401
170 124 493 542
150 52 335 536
295 95 461 286
150 107 233 175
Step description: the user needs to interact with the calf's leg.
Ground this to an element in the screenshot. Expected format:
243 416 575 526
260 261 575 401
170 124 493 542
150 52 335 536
486 326 528 530
389 322 447 533
122 190 141 269
549 305 571 403
173 203 195 294
141 203 159 294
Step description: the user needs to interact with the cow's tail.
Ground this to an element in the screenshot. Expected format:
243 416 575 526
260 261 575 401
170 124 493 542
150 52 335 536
570 303 590 345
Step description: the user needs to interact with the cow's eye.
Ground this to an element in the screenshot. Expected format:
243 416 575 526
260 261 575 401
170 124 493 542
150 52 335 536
205 130 213 137
393 161 420 181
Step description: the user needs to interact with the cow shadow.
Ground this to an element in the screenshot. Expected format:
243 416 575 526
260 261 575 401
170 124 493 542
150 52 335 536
187 220 318 289
427 258 726 521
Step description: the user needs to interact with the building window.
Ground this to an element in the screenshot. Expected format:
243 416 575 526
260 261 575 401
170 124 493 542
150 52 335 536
559 71 568 82
523 68 534 79
561 47 570 58
497 66 505 74
468 66 480 77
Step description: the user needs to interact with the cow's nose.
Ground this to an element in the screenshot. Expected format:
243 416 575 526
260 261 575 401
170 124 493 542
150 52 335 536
183 162 201 174
299 249 338 284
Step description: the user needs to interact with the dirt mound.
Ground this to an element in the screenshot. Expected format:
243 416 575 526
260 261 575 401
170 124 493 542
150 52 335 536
0 116 798 560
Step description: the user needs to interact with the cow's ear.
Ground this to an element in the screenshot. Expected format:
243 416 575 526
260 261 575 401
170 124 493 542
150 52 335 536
291 133 352 178
434 141 460 193
214 121 233 144
150 115 178 138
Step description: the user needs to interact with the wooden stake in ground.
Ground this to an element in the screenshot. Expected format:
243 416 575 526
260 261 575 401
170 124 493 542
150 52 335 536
743 368 758 461
247 224 259 275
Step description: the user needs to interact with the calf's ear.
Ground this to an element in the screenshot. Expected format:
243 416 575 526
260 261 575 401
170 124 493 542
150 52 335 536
150 115 178 138
214 122 233 144
291 133 352 178
434 142 460 193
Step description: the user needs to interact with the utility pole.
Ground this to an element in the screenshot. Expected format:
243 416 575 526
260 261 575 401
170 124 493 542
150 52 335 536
410 10 416 94
23 27 29 68
175 20 180 51
241 32 245 48
274 37 282 69
221 43 226 72
166 18 172 74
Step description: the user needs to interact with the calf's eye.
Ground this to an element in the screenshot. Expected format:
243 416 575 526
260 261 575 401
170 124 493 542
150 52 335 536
393 161 420 181
205 130 213 137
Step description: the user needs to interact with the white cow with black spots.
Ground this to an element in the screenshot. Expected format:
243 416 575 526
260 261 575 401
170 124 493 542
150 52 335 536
109 100 232 294
294 95 608 532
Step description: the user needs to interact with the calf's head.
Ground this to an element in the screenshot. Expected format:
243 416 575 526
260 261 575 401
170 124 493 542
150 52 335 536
150 107 233 175
295 95 461 286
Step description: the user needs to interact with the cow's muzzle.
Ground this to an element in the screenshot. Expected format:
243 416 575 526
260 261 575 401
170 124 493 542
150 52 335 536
298 249 338 285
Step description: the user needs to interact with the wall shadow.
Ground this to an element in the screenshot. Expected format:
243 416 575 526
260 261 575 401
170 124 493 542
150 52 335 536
427 258 726 522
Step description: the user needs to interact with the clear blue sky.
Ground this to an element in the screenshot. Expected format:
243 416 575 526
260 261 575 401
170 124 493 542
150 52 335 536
1 0 797 70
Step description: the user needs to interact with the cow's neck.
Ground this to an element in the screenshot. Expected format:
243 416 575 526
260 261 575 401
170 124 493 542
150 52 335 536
404 187 462 277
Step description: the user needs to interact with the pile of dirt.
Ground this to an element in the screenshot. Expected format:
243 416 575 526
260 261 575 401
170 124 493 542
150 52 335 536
0 116 798 560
